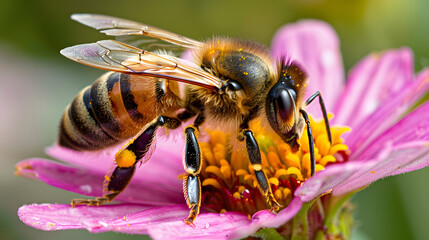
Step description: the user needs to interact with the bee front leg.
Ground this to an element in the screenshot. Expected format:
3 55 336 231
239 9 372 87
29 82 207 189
182 114 204 225
238 128 281 211
306 91 332 145
71 115 181 207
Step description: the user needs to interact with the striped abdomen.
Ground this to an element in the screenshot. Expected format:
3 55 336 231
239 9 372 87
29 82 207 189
59 72 183 150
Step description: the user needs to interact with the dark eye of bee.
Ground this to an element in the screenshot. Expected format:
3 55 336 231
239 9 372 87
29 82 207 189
266 78 297 133
275 87 295 120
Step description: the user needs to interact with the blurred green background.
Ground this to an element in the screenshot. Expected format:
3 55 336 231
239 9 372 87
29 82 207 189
1 0 428 239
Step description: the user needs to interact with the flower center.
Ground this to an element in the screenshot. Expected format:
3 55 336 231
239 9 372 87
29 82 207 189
198 115 351 215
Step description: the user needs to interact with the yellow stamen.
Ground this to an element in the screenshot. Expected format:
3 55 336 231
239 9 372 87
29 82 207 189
205 166 223 179
236 169 248 176
197 115 351 215
302 153 311 178
329 144 349 155
274 168 288 179
286 167 304 181
201 143 216 166
220 165 232 180
230 149 248 171
331 127 351 144
319 155 336 166
213 144 226 164
219 159 230 167
282 188 292 200
202 178 222 189
274 188 283 200
233 192 241 199
316 165 325 173
316 134 331 156
285 152 301 169
267 151 282 170
269 177 279 186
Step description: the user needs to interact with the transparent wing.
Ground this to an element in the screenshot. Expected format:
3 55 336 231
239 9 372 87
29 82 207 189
60 40 222 89
115 35 186 54
71 14 203 49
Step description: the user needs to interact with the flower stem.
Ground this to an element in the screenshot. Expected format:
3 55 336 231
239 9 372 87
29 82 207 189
319 192 355 239
253 228 285 240
291 200 314 240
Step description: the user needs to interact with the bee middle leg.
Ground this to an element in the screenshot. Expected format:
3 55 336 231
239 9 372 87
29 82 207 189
182 114 204 225
304 91 333 177
238 128 281 211
306 91 332 145
71 115 181 207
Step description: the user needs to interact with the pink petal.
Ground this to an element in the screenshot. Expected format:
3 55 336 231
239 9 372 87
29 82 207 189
347 68 429 157
271 20 344 117
294 161 369 202
354 101 429 160
46 133 185 193
228 197 303 239
147 212 250 240
333 141 429 196
47 131 184 172
15 158 183 205
334 48 414 127
18 203 151 231
18 203 252 240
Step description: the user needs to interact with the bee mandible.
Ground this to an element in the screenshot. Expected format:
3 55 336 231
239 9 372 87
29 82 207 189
59 14 332 224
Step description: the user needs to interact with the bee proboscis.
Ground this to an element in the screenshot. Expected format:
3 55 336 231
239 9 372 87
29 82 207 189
59 14 332 224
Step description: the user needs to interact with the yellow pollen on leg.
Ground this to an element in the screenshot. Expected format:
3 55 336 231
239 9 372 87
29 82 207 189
252 164 263 171
115 149 137 168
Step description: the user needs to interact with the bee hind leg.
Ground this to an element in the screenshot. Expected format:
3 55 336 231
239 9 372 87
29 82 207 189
238 128 281 211
71 115 181 207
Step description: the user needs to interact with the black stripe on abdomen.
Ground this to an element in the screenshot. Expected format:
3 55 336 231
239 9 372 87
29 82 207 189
67 86 117 149
89 73 123 140
119 73 145 123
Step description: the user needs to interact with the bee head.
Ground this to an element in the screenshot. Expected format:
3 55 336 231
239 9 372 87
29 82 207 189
265 61 308 151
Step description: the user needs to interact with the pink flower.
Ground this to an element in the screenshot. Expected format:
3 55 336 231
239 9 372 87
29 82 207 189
16 20 429 239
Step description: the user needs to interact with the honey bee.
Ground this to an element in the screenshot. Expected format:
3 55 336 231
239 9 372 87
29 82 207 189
60 14 332 224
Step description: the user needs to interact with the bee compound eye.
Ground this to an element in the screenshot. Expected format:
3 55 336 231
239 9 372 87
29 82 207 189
275 88 295 121
266 84 297 130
